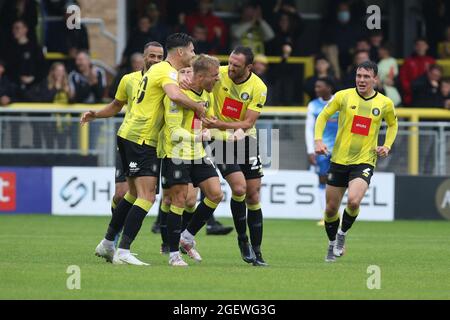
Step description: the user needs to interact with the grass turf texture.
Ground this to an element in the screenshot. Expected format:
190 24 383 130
0 215 449 300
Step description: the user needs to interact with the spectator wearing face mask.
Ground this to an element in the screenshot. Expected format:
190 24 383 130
320 1 364 74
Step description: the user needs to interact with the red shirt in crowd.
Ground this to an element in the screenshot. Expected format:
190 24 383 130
185 10 228 50
399 55 436 105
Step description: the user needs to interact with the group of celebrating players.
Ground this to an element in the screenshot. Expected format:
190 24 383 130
82 33 268 267
81 31 398 266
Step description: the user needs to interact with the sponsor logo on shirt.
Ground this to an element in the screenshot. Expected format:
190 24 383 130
222 97 243 119
351 115 372 136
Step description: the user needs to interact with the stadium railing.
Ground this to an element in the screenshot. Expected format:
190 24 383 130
1 104 450 175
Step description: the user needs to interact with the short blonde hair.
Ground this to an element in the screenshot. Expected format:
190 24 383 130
191 54 220 74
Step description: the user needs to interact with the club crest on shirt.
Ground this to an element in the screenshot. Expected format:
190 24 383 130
222 87 229 92
241 92 250 101
350 105 357 110
372 108 380 116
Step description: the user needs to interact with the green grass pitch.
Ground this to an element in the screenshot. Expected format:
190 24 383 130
0 215 449 300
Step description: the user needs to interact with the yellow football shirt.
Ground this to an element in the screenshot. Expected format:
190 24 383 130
212 66 267 138
114 70 143 113
315 88 398 167
162 89 214 160
117 61 178 147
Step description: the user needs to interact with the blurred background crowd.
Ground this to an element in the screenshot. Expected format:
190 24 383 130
0 0 449 109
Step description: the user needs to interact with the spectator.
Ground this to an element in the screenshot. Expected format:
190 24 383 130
109 53 144 99
166 0 197 28
25 62 75 149
304 55 338 100
270 43 299 105
440 78 450 109
422 0 450 57
0 0 38 43
185 0 228 52
231 3 275 55
341 49 369 89
1 58 22 149
192 24 221 54
0 60 17 106
145 3 170 46
321 1 364 74
69 51 106 104
399 38 436 106
42 0 89 56
256 0 298 26
354 37 371 52
438 25 450 59
267 11 303 56
26 62 74 104
378 43 401 106
252 54 272 105
122 16 154 66
368 30 384 62
411 64 443 107
5 20 46 97
69 51 106 151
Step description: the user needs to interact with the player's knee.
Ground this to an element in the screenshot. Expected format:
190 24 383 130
325 203 339 216
347 198 360 211
208 190 223 204
171 192 187 207
232 184 247 197
114 186 128 202
163 199 172 207
246 192 260 205
185 196 197 209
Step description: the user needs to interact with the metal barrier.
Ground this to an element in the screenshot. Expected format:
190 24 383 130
1 105 450 176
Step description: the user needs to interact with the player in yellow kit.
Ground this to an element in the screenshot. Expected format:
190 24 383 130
203 46 269 266
79 42 164 262
160 55 226 266
110 33 206 265
314 61 398 262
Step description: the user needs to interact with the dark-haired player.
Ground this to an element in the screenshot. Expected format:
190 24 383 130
305 77 337 226
315 61 398 262
108 33 206 265
204 46 269 266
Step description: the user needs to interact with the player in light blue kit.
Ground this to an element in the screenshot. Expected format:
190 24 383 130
305 77 338 226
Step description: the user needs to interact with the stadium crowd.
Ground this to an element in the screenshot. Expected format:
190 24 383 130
0 0 448 152
0 0 449 109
